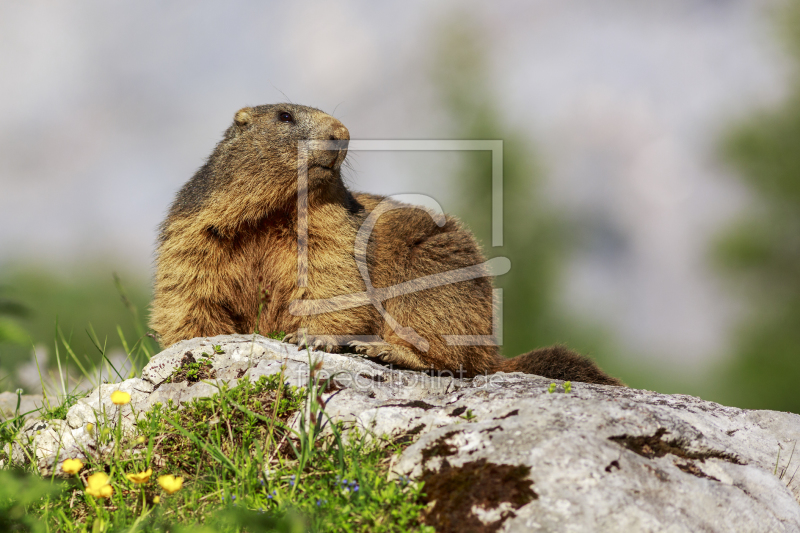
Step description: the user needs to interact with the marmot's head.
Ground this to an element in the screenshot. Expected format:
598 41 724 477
166 104 351 230
227 103 350 186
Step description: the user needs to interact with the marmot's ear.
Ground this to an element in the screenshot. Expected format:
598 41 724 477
234 108 253 130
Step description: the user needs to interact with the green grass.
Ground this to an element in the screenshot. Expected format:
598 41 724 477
0 265 158 386
0 270 433 531
0 350 434 532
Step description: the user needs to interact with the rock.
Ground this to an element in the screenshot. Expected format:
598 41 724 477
396 390 800 532
65 379 154 431
7 334 800 531
0 391 44 420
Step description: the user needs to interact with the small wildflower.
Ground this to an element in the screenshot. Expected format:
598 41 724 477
316 499 322 506
135 436 146 445
152 495 160 504
110 390 131 405
85 472 113 499
85 423 94 435
126 468 152 484
61 458 84 475
158 474 184 494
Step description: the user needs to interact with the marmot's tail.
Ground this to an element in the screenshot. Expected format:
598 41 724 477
496 345 625 386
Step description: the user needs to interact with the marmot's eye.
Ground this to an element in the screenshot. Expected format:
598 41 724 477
279 112 294 123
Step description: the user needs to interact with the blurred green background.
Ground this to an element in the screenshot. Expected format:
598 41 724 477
708 3 800 413
0 265 156 393
2 1 799 413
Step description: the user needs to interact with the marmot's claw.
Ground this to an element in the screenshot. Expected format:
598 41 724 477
377 350 401 364
347 340 362 351
346 340 393 360
283 331 309 350
283 331 339 353
347 340 372 356
312 338 335 353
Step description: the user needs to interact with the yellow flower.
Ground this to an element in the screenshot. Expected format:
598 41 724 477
110 390 131 405
61 458 84 475
126 468 152 484
86 423 94 435
135 436 146 445
157 474 184 494
85 472 114 499
152 495 160 504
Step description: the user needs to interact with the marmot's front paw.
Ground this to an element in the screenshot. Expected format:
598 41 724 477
283 331 338 353
347 340 392 359
347 340 428 370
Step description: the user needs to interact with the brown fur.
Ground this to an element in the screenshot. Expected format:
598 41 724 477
150 104 624 386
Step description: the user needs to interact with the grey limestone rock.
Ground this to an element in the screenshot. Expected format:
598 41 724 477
6 334 800 532
0 391 45 421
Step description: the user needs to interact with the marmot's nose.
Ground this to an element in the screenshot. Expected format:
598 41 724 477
321 117 349 169
326 118 350 145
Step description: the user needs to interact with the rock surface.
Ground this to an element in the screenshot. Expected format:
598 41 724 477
6 334 800 532
0 391 44 420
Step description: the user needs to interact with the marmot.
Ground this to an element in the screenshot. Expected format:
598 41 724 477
150 103 623 386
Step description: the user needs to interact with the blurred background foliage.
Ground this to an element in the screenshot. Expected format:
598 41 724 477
0 286 31 347
0 265 154 391
710 2 800 413
427 14 627 378
1 2 800 414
